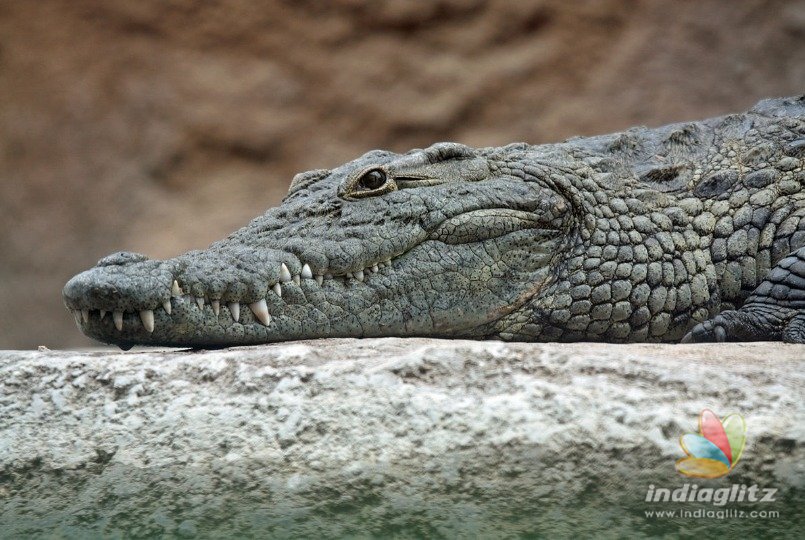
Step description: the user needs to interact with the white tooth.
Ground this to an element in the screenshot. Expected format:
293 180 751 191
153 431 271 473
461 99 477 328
249 299 271 326
113 311 123 331
301 264 313 279
355 270 365 282
315 275 323 286
100 310 107 320
279 263 292 282
325 273 333 279
81 309 89 323
384 258 392 265
293 275 300 285
273 283 282 297
196 297 205 310
211 300 220 316
162 300 171 315
228 302 240 322
172 280 181 296
139 310 154 333
372 264 379 273
73 310 81 324
346 272 353 279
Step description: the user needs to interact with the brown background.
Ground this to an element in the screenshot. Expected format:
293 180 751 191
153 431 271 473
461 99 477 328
1 0 803 349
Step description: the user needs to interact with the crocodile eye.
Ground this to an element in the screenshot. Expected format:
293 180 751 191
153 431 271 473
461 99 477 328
358 169 387 191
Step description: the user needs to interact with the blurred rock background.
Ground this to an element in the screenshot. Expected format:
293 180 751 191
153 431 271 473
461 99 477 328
1 0 803 349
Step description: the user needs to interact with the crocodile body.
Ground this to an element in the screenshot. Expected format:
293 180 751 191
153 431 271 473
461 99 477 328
64 96 805 348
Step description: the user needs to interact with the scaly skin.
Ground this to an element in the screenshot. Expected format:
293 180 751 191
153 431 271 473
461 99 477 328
63 96 805 349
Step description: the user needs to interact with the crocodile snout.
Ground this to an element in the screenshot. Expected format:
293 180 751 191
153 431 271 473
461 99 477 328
63 255 174 338
62 245 402 348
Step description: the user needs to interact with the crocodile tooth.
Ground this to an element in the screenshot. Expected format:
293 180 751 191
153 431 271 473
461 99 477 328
211 300 220 316
249 299 271 326
315 275 323 286
301 264 313 279
100 310 107 320
325 273 333 279
371 264 379 273
293 274 300 285
228 302 240 322
72 310 81 324
81 309 89 323
279 263 292 282
273 283 282 297
113 311 124 331
196 297 205 310
384 258 392 265
346 272 353 279
139 310 154 333
355 270 365 282
162 300 171 315
171 280 181 296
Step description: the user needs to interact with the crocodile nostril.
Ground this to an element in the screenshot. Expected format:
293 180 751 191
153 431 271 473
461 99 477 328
96 252 150 267
63 259 174 314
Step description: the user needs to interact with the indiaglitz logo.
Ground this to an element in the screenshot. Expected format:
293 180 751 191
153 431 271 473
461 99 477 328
676 409 746 479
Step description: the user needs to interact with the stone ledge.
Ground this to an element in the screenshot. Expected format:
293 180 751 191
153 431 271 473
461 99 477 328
1 339 803 537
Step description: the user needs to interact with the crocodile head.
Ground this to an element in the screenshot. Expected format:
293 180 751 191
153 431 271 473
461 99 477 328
63 142 571 349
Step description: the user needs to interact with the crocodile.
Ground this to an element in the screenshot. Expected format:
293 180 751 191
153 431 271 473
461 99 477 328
63 96 805 349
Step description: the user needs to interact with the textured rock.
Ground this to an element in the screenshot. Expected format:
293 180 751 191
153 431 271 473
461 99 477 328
1 339 802 537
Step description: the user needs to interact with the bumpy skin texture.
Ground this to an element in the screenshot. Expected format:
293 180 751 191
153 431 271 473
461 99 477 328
63 96 805 348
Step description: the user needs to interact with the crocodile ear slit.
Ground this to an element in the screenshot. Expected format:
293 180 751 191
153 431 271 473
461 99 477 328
422 142 477 163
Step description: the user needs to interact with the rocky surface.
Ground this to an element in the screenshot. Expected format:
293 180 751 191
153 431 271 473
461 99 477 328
2 0 805 348
1 339 802 537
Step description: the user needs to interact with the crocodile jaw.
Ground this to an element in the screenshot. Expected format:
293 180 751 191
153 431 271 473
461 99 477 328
63 228 563 349
63 144 569 348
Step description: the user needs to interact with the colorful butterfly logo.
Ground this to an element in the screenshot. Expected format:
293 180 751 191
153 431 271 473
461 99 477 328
676 409 746 479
